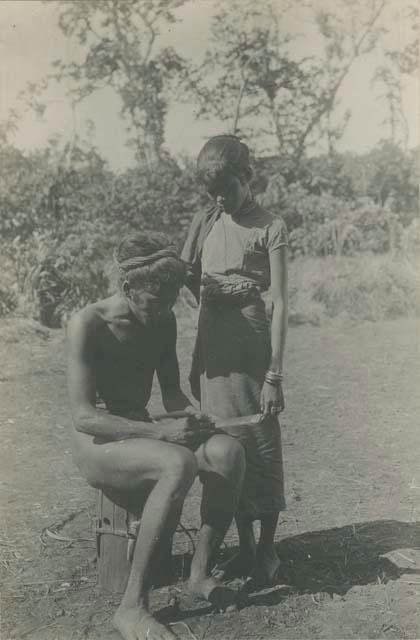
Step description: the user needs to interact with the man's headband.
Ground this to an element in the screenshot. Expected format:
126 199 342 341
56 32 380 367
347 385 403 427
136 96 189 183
114 247 181 274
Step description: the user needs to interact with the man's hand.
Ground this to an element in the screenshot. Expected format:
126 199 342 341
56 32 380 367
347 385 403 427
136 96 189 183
157 413 216 449
260 381 285 417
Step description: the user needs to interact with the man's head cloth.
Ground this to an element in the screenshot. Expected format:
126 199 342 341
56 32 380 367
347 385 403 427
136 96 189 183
114 232 186 291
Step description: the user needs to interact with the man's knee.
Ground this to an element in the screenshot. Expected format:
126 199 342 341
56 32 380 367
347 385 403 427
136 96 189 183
163 447 198 490
201 434 245 476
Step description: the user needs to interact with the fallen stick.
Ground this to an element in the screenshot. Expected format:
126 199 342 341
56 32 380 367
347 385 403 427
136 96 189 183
18 622 63 639
43 529 93 544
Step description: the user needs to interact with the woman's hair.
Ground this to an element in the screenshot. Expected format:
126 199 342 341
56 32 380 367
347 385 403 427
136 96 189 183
114 232 186 292
196 135 253 190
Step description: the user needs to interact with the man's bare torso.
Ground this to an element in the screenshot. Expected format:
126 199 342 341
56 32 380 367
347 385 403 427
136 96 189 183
73 295 176 418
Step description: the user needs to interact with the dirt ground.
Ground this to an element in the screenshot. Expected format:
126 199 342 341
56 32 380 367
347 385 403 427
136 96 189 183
1 315 420 640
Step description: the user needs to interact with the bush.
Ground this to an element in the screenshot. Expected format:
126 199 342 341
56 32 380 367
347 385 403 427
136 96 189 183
0 285 18 317
1 138 418 327
0 143 113 241
259 180 411 259
0 225 114 326
0 144 208 325
400 218 420 256
101 158 207 248
0 235 49 319
30 222 115 327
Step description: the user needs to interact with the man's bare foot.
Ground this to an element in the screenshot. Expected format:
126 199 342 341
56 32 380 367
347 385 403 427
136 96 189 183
212 550 256 582
254 544 281 587
188 576 243 611
113 605 175 640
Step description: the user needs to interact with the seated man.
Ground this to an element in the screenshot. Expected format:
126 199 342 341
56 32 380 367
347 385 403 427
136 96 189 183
67 232 245 640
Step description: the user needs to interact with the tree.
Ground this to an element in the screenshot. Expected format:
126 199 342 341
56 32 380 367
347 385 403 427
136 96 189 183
373 60 409 148
371 3 418 148
46 0 186 167
180 0 386 168
398 3 419 75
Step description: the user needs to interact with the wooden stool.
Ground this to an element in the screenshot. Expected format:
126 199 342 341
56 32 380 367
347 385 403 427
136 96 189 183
96 490 138 593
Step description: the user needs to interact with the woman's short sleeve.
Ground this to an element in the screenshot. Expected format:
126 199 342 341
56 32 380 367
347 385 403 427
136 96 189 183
267 217 289 253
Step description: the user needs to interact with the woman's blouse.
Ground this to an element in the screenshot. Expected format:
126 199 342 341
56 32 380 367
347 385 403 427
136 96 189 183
201 203 288 291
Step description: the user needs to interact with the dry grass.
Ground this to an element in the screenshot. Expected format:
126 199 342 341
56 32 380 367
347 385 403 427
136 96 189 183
288 253 420 324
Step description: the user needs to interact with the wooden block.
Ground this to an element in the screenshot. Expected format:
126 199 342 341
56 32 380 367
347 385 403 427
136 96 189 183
97 491 134 594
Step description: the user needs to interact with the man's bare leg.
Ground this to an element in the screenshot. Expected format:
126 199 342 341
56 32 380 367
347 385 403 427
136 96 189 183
115 453 197 639
188 435 245 607
81 438 198 640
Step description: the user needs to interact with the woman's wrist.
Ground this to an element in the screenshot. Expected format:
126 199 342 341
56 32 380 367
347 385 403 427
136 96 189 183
264 369 283 386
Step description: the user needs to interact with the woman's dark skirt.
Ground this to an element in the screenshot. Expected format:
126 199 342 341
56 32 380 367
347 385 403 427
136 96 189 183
190 299 286 520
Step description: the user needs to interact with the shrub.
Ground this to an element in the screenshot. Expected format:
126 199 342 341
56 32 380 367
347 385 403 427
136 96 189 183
0 285 18 317
0 235 50 319
1 139 418 327
260 181 408 258
30 222 115 327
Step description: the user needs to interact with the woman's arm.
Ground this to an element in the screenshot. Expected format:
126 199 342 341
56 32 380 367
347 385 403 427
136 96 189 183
260 245 288 415
269 245 288 373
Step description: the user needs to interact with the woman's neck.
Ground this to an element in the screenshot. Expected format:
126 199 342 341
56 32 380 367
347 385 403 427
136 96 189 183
234 191 255 217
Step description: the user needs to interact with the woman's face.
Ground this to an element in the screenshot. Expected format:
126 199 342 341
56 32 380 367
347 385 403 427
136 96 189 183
208 173 249 215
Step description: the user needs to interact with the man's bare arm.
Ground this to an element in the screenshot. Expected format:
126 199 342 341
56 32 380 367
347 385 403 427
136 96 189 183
66 311 163 441
156 312 195 413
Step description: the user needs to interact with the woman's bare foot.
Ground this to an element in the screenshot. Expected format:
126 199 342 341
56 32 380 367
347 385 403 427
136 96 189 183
212 549 256 582
188 576 243 611
254 544 281 587
113 605 175 640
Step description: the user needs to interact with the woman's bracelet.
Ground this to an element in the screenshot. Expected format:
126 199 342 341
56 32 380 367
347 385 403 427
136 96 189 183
264 370 283 386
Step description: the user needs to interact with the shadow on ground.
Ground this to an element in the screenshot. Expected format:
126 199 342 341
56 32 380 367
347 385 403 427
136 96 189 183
166 519 420 619
273 519 420 594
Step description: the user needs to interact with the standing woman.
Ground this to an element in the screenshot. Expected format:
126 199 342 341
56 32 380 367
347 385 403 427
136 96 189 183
182 135 288 586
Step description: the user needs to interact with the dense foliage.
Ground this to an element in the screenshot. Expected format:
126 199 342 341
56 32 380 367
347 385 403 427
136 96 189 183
0 137 418 326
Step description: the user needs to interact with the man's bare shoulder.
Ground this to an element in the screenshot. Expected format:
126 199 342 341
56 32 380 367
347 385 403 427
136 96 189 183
66 298 115 344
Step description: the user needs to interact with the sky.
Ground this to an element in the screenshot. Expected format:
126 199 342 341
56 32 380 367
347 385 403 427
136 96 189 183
0 0 418 170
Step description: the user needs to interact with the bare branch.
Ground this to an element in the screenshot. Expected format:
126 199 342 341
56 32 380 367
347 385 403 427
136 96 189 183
231 77 248 134
292 0 387 165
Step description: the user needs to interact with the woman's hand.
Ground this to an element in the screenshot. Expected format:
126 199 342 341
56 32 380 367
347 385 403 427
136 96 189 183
260 381 284 416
